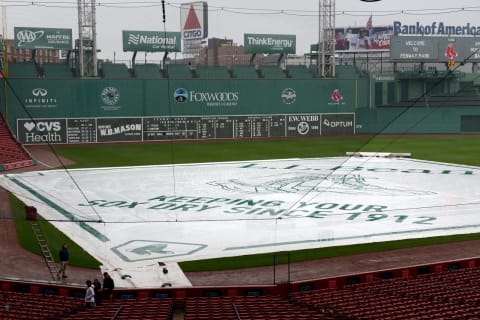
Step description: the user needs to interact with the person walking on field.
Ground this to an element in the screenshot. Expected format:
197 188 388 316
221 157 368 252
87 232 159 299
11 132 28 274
58 243 69 279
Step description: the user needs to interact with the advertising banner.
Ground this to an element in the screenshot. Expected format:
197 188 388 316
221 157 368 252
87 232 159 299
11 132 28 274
321 113 355 136
390 36 480 62
16 113 355 144
335 26 393 52
96 81 144 116
180 2 208 40
17 118 67 144
393 21 480 37
244 34 296 54
390 36 439 61
286 114 320 137
437 38 480 62
96 118 143 142
14 27 72 50
122 31 181 52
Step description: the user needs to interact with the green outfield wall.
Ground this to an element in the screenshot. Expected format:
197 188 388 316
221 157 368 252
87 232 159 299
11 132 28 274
356 107 480 134
3 76 479 144
6 78 362 120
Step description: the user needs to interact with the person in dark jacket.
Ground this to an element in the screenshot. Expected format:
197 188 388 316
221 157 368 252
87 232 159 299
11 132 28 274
102 272 115 300
58 243 69 279
93 278 102 306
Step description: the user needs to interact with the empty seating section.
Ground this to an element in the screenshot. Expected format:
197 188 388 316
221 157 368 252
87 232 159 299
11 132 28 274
380 88 480 108
423 94 480 107
7 62 324 80
285 65 316 79
194 66 230 79
0 291 84 320
230 65 260 79
100 63 132 79
64 298 173 320
133 64 164 79
259 65 287 79
184 295 326 320
42 63 74 79
184 296 238 320
290 266 480 319
0 113 33 171
3 268 480 319
7 63 37 79
335 64 362 79
165 64 194 79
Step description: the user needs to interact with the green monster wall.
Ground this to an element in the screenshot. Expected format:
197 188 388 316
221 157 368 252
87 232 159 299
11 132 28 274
6 78 361 122
356 107 480 134
4 77 480 144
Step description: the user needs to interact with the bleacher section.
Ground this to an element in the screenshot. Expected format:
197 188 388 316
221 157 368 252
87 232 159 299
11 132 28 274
379 86 480 108
133 63 164 79
63 298 174 320
6 62 323 80
184 295 325 320
230 65 261 79
290 267 480 319
165 64 195 79
400 95 480 108
335 64 363 79
0 291 84 320
285 65 316 79
4 263 480 319
100 63 132 79
0 113 34 171
258 65 288 79
7 63 37 79
193 65 231 79
42 63 74 79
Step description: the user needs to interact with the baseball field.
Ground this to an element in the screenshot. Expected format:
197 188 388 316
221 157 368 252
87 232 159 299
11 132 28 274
7 135 480 272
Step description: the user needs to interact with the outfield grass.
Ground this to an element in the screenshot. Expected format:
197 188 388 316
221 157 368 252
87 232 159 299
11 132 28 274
10 193 101 269
45 135 480 167
12 135 480 271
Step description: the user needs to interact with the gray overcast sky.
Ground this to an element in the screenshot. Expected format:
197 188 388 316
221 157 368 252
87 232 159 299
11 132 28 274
2 0 480 61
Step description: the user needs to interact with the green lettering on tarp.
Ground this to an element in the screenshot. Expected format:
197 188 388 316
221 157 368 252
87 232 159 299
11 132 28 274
78 199 107 206
9 178 109 242
147 203 220 212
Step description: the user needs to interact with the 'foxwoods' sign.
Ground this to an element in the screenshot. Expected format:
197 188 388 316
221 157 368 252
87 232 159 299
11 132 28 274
394 21 480 36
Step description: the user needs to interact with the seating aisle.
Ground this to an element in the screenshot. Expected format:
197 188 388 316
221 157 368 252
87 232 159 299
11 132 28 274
0 113 34 171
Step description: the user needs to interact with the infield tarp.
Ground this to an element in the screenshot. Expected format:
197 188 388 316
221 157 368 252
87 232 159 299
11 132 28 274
1 157 479 287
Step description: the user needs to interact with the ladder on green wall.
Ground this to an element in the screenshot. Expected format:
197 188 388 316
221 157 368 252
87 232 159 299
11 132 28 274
31 222 60 280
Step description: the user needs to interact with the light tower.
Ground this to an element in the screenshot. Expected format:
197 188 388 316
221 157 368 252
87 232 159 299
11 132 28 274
77 0 98 77
318 0 335 78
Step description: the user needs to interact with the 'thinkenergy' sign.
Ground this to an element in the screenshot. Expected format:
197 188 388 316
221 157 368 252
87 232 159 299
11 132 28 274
244 33 296 54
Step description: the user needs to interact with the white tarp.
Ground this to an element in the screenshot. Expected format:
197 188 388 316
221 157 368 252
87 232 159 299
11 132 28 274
1 157 479 287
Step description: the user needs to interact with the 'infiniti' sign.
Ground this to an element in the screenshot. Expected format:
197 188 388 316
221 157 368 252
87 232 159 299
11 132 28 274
24 88 57 108
32 88 48 97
